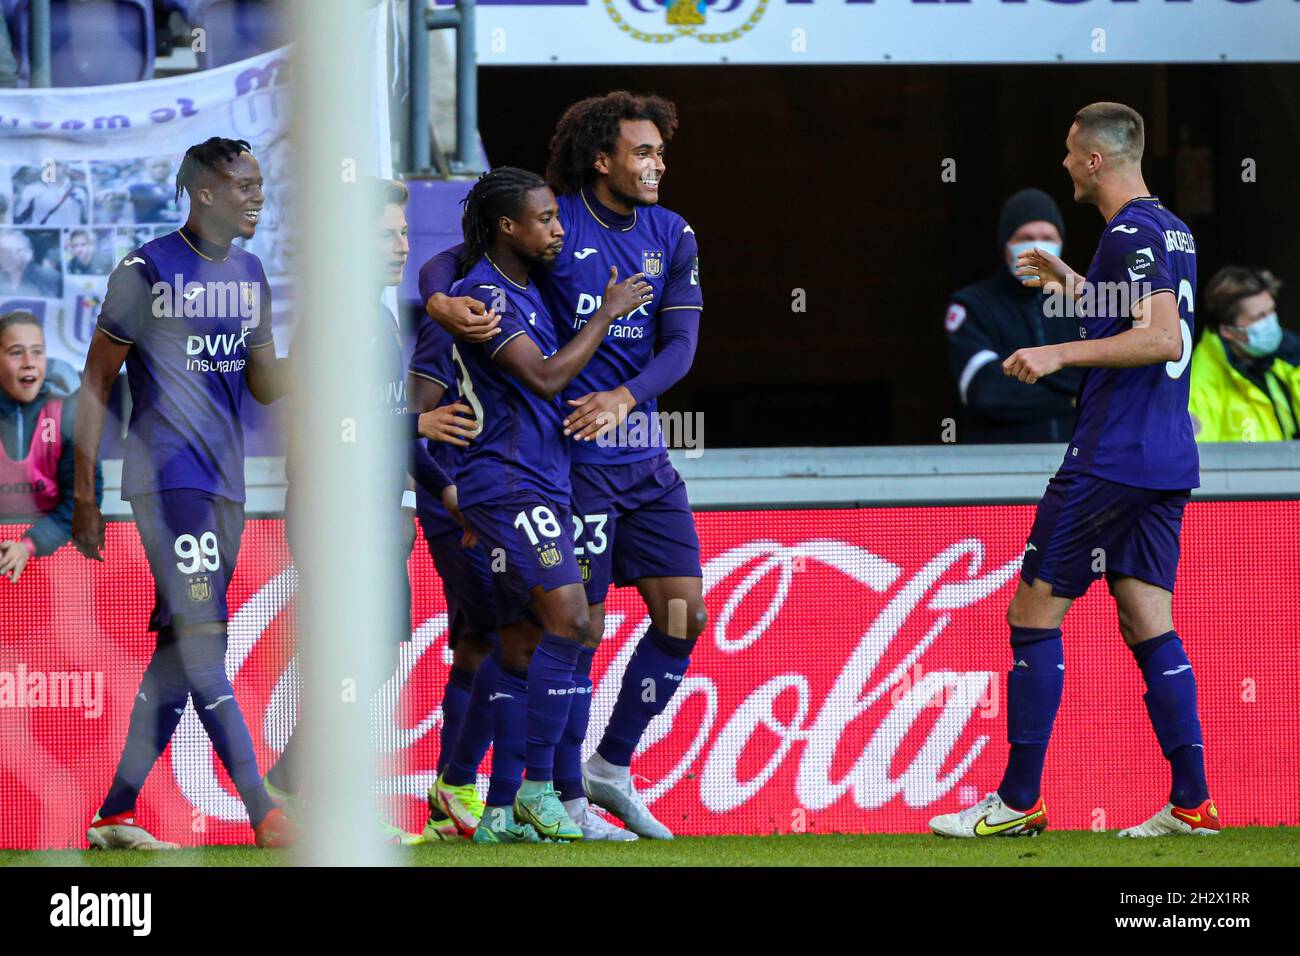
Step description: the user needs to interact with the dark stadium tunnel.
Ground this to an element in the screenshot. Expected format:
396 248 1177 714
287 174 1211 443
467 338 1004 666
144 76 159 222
477 62 1300 447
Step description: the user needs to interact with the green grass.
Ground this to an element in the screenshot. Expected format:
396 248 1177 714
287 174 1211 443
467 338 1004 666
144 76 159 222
4 827 1298 867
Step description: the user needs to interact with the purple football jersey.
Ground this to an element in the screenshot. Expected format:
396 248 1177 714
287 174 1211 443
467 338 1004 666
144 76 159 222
97 228 273 502
1059 197 1199 490
285 302 410 498
409 312 464 536
448 256 570 509
537 188 702 465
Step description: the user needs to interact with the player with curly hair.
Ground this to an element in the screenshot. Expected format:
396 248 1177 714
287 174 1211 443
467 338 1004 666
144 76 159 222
422 91 704 840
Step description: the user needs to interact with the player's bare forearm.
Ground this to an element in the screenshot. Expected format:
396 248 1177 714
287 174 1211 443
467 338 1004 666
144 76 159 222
407 373 447 414
532 267 651 398
72 333 125 561
72 394 108 506
547 307 622 390
74 333 127 505
1058 328 1179 369
246 345 288 404
1006 292 1182 383
498 311 616 400
497 268 651 399
1060 293 1183 369
408 376 475 445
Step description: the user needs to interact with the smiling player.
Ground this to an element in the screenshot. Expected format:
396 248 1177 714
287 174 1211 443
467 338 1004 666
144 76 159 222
422 92 705 840
442 167 650 843
929 103 1215 840
407 273 499 842
73 137 293 850
265 178 464 844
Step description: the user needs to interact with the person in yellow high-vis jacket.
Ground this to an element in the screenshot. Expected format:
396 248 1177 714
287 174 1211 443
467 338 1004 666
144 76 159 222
1189 267 1300 442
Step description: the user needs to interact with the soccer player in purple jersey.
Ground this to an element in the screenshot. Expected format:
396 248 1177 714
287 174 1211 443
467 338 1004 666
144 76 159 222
407 291 503 841
72 138 293 849
424 92 705 840
930 103 1218 839
264 178 465 845
442 167 650 842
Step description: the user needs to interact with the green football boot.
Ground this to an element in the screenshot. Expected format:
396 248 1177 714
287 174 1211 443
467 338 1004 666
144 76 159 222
514 780 583 841
472 805 545 844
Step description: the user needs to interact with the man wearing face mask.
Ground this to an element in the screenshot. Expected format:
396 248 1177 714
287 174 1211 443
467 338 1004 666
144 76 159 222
945 188 1083 443
1189 267 1300 442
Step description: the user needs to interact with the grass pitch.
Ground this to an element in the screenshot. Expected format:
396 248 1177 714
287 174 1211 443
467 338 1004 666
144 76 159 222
4 827 1297 867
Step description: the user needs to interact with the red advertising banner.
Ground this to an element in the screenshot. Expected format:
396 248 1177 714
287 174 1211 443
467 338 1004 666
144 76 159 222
2 502 1298 849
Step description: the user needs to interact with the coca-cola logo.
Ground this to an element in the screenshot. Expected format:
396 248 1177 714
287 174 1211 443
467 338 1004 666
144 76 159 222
618 537 1019 815
169 535 1019 823
5 502 1297 847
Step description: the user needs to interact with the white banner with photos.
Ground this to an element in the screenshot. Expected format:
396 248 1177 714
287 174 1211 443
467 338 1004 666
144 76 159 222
0 6 392 373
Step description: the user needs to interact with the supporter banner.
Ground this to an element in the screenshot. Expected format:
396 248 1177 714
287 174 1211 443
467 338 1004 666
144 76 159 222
2 501 1296 849
458 0 1300 65
0 7 392 374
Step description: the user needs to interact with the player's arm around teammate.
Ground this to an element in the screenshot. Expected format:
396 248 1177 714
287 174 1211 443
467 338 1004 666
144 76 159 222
406 372 477 534
497 264 649 398
422 242 502 343
488 260 651 662
559 291 701 444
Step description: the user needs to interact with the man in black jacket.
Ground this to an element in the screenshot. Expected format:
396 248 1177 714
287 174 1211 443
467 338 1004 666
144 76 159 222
945 188 1082 443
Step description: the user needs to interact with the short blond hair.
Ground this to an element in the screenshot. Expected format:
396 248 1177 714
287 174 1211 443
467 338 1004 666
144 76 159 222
371 177 409 211
1073 102 1144 167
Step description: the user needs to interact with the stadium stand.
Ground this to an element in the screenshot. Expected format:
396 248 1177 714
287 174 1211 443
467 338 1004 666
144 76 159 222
9 0 154 86
165 0 284 69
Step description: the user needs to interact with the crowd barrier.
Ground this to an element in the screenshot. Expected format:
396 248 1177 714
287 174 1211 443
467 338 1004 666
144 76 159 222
3 445 1297 847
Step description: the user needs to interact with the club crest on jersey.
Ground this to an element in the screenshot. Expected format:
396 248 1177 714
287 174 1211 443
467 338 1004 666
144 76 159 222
579 558 591 583
537 543 562 569
641 250 664 278
188 575 212 604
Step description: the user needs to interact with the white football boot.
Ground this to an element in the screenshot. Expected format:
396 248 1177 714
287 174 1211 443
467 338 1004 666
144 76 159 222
928 792 1048 838
87 812 180 850
564 797 639 842
1117 800 1220 837
582 753 673 840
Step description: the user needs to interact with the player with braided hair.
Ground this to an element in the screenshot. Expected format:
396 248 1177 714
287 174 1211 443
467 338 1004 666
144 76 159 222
425 92 704 840
431 167 650 842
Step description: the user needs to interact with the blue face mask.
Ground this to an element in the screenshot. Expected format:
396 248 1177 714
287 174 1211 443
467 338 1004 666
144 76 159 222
1007 241 1063 281
1238 313 1282 358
